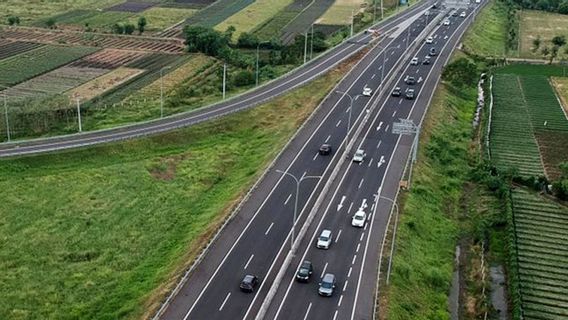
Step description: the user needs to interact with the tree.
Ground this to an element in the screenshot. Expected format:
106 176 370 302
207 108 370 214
184 25 228 56
7 15 20 26
237 32 259 48
559 0 568 13
232 70 255 87
536 0 550 10
552 35 566 47
541 46 550 59
550 45 559 63
124 23 136 35
532 35 542 52
552 162 568 200
441 57 478 87
112 23 125 34
224 25 236 42
137 16 147 34
46 18 56 29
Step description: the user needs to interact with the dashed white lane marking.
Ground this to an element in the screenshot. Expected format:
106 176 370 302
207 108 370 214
385 124 390 132
376 121 383 131
371 73 376 79
312 153 318 161
367 158 373 167
392 111 397 117
360 232 365 241
335 229 342 243
396 44 401 48
284 193 292 205
336 119 342 127
325 135 331 143
219 292 231 311
265 222 274 235
364 222 368 230
376 140 382 149
416 68 420 74
352 255 357 265
348 267 353 278
338 295 344 307
301 171 306 179
378 65 382 70
333 310 339 320
356 243 361 253
354 95 360 101
303 303 312 320
358 178 364 189
321 262 329 278
244 254 254 270
390 50 395 55
398 99 403 105
347 202 354 214
343 280 349 292
385 58 389 62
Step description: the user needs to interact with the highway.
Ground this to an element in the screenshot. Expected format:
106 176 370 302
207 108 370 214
156 4 453 320
264 4 482 320
0 1 432 158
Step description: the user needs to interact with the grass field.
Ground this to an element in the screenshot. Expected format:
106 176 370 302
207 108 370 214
461 0 507 57
519 10 568 60
184 0 255 28
0 0 122 26
0 53 352 320
215 0 294 39
551 77 568 114
511 188 568 320
317 0 368 25
0 45 98 87
128 7 197 32
383 81 477 319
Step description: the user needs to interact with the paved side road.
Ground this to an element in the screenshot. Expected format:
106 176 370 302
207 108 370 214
0 1 433 158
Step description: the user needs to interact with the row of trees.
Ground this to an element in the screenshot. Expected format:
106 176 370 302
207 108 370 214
111 17 147 35
512 0 568 14
532 35 568 62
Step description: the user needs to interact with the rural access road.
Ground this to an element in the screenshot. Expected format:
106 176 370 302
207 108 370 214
0 1 433 158
156 5 447 320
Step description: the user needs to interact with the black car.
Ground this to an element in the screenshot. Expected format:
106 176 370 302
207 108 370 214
405 88 415 100
423 56 431 65
239 274 259 293
432 2 438 8
319 144 332 155
296 260 313 282
391 87 401 97
405 76 416 85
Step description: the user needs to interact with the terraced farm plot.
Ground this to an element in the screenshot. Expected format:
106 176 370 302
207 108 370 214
511 188 568 320
2 66 108 102
184 0 255 28
68 67 145 102
0 45 98 87
489 74 544 177
0 40 43 60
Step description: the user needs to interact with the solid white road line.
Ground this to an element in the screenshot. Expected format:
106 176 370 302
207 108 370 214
343 280 349 292
335 229 342 243
284 194 292 205
244 254 254 270
321 262 329 278
303 303 312 320
265 222 274 235
338 295 344 307
219 292 231 311
301 171 307 179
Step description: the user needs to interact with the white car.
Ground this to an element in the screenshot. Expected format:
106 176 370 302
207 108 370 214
362 87 373 96
316 229 332 249
352 149 366 162
460 11 466 17
475 0 481 3
443 19 450 26
425 36 433 44
410 57 419 65
351 209 366 228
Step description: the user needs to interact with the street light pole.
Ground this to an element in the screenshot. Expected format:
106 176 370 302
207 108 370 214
350 9 354 37
379 195 400 285
256 44 260 87
222 63 227 100
76 97 82 133
3 91 9 142
310 24 314 60
160 66 171 118
303 32 308 64
276 170 321 253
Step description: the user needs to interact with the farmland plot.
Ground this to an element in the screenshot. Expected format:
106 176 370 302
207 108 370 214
68 67 145 102
0 45 98 87
489 74 544 177
69 48 147 69
184 0 255 28
281 0 336 44
518 76 568 131
252 2 307 41
511 188 568 320
0 40 43 60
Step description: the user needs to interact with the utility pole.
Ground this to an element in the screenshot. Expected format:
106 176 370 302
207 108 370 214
3 91 9 142
350 9 354 37
374 0 377 22
381 0 384 20
160 66 171 118
222 63 227 100
76 97 82 133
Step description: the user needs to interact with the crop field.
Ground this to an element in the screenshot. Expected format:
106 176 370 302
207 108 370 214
281 0 336 44
495 64 568 77
2 66 108 102
519 10 568 60
127 7 197 32
70 49 147 69
68 67 146 102
511 188 568 320
316 0 367 25
0 45 98 87
0 28 185 54
184 0 255 28
489 74 544 177
106 1 156 12
215 0 294 39
252 2 307 41
551 77 568 115
57 11 135 32
0 40 43 60
518 76 568 131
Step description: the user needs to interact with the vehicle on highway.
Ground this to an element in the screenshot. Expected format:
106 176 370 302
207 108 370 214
460 11 466 17
429 47 437 56
316 229 333 249
391 87 402 97
432 2 438 8
319 144 332 155
296 260 313 282
451 10 458 17
425 36 433 44
410 57 419 65
405 76 416 85
475 0 481 3
351 209 367 227
443 19 451 26
239 275 259 293
423 56 431 65
362 87 373 96
318 273 336 297
352 149 366 162
405 88 415 100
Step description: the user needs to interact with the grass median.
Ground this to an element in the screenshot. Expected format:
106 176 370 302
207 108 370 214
0 51 360 320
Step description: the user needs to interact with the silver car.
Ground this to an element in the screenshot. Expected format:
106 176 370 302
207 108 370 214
318 273 336 296
352 149 366 162
316 229 332 249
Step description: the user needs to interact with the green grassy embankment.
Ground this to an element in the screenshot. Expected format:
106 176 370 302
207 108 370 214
461 0 508 57
0 53 355 320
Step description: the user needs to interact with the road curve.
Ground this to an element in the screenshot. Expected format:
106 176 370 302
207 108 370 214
0 1 433 158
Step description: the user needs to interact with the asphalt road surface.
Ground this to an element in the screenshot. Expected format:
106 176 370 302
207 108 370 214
0 1 432 158
155 3 477 320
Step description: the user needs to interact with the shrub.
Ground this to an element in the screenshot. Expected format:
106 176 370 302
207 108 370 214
232 70 254 87
7 15 20 26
